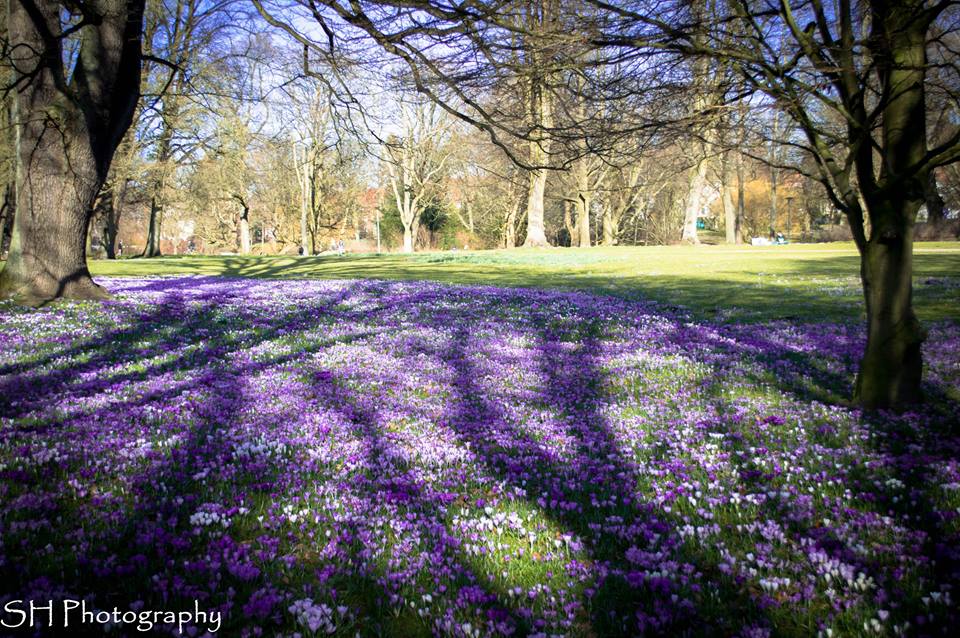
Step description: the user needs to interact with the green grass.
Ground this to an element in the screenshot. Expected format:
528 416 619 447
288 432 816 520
86 242 960 323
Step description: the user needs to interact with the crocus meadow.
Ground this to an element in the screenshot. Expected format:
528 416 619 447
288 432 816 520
1 276 958 637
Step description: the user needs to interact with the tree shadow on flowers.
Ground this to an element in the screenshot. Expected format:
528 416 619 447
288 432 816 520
652 306 960 633
293 323 537 637
0 279 390 635
438 292 771 637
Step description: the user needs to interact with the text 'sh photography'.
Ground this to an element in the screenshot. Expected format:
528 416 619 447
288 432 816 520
2 0 960 636
1 600 221 634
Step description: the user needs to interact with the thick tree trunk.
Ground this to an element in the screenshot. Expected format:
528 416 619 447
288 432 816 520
524 166 550 247
0 0 145 303
850 9 929 410
293 144 311 255
602 206 616 245
0 142 107 304
523 66 551 248
399 190 419 253
573 157 592 247
854 209 925 408
143 100 177 258
143 196 163 257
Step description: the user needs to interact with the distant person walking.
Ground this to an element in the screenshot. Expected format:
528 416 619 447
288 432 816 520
338 239 345 256
117 241 123 257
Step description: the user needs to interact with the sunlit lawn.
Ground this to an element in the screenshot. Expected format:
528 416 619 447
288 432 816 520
89 242 960 323
1 243 958 636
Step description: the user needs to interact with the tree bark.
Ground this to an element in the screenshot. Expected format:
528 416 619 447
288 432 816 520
924 170 946 224
769 165 778 235
0 184 12 255
573 157 592 248
504 197 519 248
562 199 575 246
524 163 550 247
722 152 740 244
144 197 163 257
854 203 925 408
0 133 107 304
577 192 591 247
736 153 746 244
602 205 616 245
681 158 707 244
851 7 930 409
0 0 145 305
236 197 251 255
398 187 419 253
93 185 119 259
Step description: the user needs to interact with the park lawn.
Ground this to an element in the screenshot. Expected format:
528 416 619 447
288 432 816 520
1 244 958 636
87 242 960 323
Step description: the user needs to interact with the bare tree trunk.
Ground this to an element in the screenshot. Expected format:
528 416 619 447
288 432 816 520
681 158 708 244
855 199 925 408
293 145 311 255
236 196 251 255
399 188 418 253
925 170 946 224
504 197 519 248
678 0 718 245
721 152 739 244
93 186 117 259
144 197 163 257
466 200 475 234
736 153 746 244
143 98 178 258
577 192 591 247
851 13 929 410
563 199 575 246
769 166 778 235
602 204 616 245
0 133 107 303
523 67 551 247
0 184 12 255
573 158 592 247
300 203 310 255
524 163 550 246
0 0 144 304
